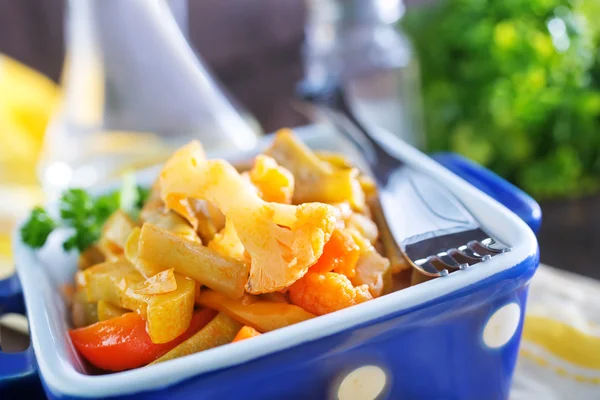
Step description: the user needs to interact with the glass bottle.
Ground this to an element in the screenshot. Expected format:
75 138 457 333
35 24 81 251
303 0 424 149
39 0 260 198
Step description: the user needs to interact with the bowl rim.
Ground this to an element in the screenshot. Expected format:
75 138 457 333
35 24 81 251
12 124 539 397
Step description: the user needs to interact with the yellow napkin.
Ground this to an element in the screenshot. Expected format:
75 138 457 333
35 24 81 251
512 264 600 399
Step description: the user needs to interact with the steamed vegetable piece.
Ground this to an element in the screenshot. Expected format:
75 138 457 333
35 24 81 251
247 154 295 204
142 179 226 245
196 289 315 332
348 229 392 297
71 290 98 328
145 274 195 343
344 211 379 245
288 272 372 316
97 300 127 321
129 223 248 299
208 219 247 262
140 207 200 244
78 245 105 270
265 129 366 211
232 326 262 342
83 258 145 311
134 268 177 295
97 210 137 260
151 312 241 365
69 309 216 371
154 141 207 229
315 150 353 169
159 142 337 294
310 229 360 278
83 258 196 343
101 210 137 249
187 198 226 243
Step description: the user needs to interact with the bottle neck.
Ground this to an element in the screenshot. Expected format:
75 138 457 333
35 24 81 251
306 0 405 26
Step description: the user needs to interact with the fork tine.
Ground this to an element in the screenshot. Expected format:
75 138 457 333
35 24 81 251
467 240 497 256
448 249 481 265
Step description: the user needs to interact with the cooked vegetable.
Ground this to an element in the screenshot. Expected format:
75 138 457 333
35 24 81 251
83 258 145 311
154 142 218 234
159 146 337 294
140 208 200 244
151 312 241 365
188 199 226 243
345 212 379 245
58 130 407 372
208 219 247 262
310 229 360 279
352 249 392 298
141 177 226 244
265 129 366 211
259 292 289 304
247 154 294 204
196 289 315 332
61 283 75 308
133 223 248 299
232 326 262 342
315 150 353 169
348 230 392 297
135 268 177 295
71 290 98 328
69 310 216 371
99 210 137 254
96 238 122 262
83 258 196 343
20 178 148 252
145 274 195 343
288 272 372 316
97 300 128 321
77 245 105 270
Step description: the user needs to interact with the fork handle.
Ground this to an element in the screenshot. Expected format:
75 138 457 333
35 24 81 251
431 152 542 234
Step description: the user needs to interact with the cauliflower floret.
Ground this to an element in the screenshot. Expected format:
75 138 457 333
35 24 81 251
158 141 206 226
208 218 247 262
348 230 391 298
288 272 372 316
265 129 366 211
332 202 379 244
155 141 226 242
247 155 294 204
160 148 337 294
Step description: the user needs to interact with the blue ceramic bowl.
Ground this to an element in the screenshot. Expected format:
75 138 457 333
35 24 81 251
1 125 540 399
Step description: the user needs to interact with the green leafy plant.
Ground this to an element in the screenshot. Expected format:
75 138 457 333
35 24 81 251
21 176 149 252
403 0 600 199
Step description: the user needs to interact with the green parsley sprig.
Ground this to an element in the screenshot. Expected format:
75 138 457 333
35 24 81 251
20 177 150 252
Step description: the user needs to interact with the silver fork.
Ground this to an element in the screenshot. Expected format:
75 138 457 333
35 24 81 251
299 83 510 284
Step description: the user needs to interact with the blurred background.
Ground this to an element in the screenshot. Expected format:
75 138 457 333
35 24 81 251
0 0 599 397
1 0 598 276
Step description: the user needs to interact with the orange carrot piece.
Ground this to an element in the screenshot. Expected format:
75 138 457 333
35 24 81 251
289 272 372 316
232 326 262 342
310 229 360 278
